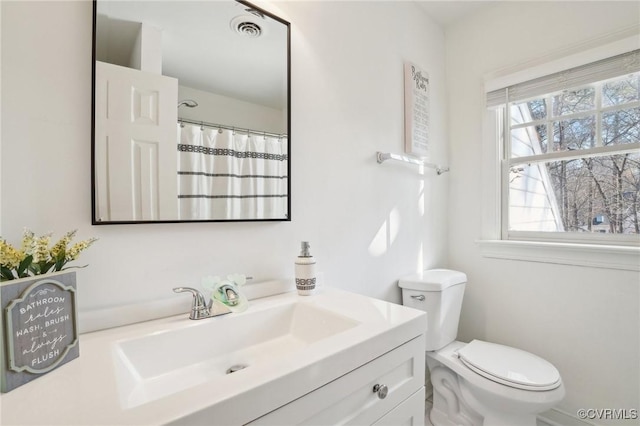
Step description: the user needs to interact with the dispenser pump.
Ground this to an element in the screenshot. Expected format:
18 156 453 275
300 241 311 257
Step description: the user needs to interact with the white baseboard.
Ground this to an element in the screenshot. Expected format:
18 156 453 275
538 408 595 426
425 403 592 426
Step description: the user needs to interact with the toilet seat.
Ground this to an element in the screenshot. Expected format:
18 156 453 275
456 340 561 391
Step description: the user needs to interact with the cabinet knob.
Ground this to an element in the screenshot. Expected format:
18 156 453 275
372 384 388 399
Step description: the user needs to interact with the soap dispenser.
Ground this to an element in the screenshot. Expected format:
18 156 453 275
295 241 317 296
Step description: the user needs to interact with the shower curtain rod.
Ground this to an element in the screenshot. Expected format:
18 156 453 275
178 118 288 139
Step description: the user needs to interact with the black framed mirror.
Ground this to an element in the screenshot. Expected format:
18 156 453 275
91 0 290 224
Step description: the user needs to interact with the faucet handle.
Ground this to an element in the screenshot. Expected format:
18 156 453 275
173 286 230 320
173 286 209 307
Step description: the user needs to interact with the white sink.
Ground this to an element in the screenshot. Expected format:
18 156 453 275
113 300 359 408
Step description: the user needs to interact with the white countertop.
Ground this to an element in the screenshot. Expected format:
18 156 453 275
0 288 426 425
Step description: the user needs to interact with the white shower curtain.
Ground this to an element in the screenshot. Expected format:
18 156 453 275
177 123 288 220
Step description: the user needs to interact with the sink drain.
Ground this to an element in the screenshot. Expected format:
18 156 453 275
226 364 248 374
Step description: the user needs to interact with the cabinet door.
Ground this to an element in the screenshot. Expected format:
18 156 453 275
248 336 425 425
372 388 425 426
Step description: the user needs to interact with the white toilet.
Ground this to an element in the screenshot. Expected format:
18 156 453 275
399 269 565 426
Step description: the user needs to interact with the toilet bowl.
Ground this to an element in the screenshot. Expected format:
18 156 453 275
428 340 565 426
399 269 565 426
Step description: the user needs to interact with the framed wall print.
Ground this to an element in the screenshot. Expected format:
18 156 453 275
404 62 430 157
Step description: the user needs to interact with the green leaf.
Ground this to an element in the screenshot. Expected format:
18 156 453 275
17 255 33 276
0 266 16 281
54 257 66 272
38 261 55 275
61 264 88 271
55 250 66 261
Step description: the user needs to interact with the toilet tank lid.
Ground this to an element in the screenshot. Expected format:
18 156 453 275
398 269 467 291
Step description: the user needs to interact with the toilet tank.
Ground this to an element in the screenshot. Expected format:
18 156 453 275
398 269 467 351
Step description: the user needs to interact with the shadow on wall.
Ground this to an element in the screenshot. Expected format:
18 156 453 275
456 272 487 343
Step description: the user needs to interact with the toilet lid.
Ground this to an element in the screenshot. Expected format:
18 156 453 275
457 340 561 391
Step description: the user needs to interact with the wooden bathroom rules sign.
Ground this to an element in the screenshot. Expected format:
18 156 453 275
404 62 430 157
1 271 79 392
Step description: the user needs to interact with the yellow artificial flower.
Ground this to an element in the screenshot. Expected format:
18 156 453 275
66 237 98 261
0 229 97 281
33 233 53 263
20 228 36 256
50 229 77 259
1 239 24 269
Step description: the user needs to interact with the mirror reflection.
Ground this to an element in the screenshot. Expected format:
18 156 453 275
92 0 290 223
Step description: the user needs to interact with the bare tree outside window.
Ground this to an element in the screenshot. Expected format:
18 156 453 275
508 73 640 236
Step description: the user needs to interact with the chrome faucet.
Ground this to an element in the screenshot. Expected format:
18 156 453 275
173 287 231 320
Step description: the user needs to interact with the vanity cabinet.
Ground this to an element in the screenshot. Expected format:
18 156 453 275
248 336 425 426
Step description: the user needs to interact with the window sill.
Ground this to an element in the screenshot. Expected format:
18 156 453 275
477 240 640 271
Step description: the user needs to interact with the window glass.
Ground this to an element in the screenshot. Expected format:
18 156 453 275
511 125 547 157
552 117 596 151
510 98 547 125
504 71 640 240
508 153 640 234
602 74 639 107
602 107 640 146
552 87 595 117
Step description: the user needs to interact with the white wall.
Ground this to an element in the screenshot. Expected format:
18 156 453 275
1 2 447 315
446 2 640 423
178 84 286 134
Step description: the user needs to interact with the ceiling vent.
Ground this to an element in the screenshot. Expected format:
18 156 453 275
231 15 263 38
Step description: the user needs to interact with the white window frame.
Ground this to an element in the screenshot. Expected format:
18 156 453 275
478 34 640 271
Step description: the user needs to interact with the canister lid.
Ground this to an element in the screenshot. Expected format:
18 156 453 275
398 269 467 291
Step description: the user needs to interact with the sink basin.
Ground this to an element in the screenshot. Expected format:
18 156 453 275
113 300 359 408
